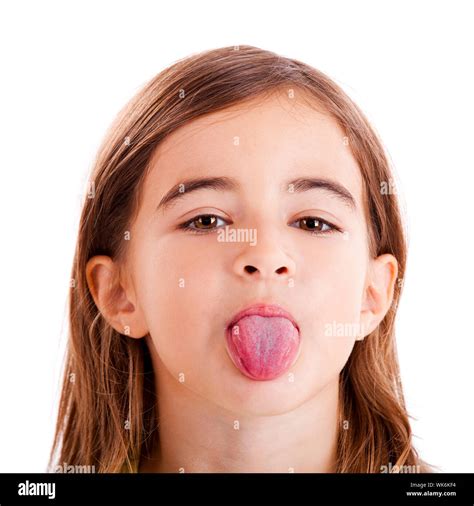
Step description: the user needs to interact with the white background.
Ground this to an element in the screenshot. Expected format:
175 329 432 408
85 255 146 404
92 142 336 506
0 0 473 472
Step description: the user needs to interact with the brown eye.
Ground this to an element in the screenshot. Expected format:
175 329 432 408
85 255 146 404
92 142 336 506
192 215 218 229
180 214 228 234
293 216 338 235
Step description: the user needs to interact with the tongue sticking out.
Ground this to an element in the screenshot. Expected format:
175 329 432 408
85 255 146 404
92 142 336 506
226 315 300 381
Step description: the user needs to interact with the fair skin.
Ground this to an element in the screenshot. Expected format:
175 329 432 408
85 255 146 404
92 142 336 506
86 90 398 472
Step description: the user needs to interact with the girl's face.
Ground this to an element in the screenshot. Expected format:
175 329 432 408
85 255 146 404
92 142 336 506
108 91 396 417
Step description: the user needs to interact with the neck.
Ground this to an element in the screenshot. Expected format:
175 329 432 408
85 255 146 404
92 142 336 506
139 359 340 473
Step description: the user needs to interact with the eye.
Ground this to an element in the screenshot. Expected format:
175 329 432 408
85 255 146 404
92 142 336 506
178 214 342 236
178 214 228 234
290 216 341 235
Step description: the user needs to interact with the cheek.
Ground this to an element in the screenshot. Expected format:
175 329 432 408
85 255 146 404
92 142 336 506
296 237 366 384
134 234 216 306
304 234 367 324
131 237 220 374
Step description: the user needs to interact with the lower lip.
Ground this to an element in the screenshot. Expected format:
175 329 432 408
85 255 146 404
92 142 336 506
225 317 301 381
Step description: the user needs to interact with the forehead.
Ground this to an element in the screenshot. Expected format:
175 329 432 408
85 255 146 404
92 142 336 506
143 90 364 214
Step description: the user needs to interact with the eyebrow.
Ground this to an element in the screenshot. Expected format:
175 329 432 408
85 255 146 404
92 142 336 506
156 175 357 212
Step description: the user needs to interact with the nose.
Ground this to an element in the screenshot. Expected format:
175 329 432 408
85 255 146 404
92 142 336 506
232 228 296 282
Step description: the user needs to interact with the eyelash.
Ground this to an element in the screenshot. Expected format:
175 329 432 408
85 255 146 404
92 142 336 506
177 214 343 236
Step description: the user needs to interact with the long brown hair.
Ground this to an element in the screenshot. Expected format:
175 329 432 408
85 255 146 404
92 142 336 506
49 44 430 473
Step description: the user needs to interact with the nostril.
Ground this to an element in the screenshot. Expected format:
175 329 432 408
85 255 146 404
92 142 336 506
244 265 258 273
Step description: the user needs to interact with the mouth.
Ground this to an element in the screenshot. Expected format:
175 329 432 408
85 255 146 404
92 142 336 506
225 303 301 381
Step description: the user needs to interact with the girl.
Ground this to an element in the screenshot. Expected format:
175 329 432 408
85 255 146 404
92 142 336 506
49 45 432 473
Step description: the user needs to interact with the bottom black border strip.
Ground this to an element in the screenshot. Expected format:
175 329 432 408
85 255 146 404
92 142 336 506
0 472 473 506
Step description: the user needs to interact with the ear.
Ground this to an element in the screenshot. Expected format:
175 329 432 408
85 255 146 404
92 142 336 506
358 253 398 340
85 255 148 338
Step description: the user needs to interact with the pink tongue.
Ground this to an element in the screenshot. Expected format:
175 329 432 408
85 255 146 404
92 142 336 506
227 315 300 380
